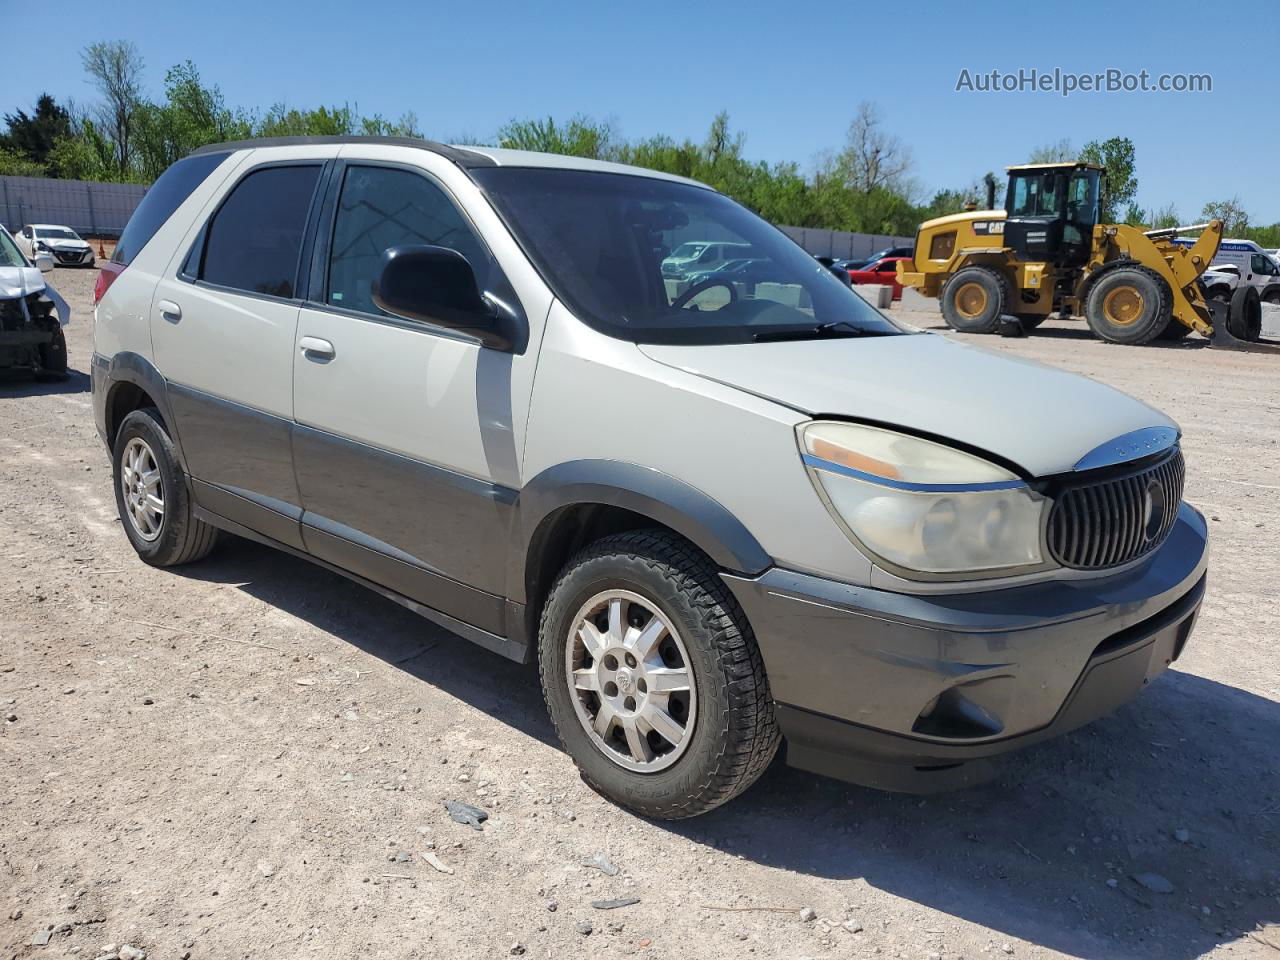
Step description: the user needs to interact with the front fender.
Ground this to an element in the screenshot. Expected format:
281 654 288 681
508 459 772 603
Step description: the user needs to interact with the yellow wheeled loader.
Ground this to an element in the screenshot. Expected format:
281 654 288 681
896 162 1267 346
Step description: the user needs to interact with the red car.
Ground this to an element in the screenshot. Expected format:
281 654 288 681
847 256 912 300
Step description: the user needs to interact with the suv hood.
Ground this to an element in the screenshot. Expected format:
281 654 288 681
639 332 1176 477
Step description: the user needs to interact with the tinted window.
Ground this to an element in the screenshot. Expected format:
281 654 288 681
200 165 321 298
114 152 228 266
0 229 26 267
473 167 900 345
326 165 492 317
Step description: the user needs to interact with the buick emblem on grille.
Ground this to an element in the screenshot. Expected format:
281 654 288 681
1143 478 1168 541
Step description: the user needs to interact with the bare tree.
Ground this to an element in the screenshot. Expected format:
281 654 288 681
834 101 912 194
1150 202 1180 230
1027 138 1075 163
81 40 144 175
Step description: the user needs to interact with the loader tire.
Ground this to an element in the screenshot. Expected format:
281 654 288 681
1084 266 1170 345
941 267 1008 333
1227 286 1262 342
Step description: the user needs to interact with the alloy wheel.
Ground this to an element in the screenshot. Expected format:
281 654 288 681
565 589 696 773
120 437 165 541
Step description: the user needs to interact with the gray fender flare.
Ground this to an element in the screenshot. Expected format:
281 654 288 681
507 460 772 604
101 352 185 465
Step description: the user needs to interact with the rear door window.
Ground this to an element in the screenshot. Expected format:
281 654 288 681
199 164 322 299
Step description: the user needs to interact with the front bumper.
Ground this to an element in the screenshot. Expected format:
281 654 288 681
723 503 1208 792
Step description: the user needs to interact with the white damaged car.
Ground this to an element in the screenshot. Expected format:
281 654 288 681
1 225 70 377
15 223 96 268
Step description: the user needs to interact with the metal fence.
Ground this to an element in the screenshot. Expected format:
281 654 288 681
0 175 147 238
777 226 913 260
0 175 915 256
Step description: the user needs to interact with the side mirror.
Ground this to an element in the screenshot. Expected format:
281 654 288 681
35 253 54 273
372 245 519 351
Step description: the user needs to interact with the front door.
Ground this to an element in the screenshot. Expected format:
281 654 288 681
291 158 524 635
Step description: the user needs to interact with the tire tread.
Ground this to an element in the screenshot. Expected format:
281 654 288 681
538 529 779 819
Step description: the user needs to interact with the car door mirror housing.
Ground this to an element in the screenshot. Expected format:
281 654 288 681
372 244 518 351
34 252 54 273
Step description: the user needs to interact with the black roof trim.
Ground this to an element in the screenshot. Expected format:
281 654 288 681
189 136 495 168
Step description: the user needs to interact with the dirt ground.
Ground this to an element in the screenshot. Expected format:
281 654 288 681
2 271 1277 960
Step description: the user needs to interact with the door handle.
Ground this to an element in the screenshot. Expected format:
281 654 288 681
299 336 335 361
157 299 182 322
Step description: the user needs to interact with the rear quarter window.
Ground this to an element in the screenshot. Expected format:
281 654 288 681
113 152 230 266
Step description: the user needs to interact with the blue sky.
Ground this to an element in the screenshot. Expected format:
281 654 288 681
4 0 1276 223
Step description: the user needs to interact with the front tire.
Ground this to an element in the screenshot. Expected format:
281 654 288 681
35 326 68 379
940 266 1008 333
538 530 779 819
113 408 218 566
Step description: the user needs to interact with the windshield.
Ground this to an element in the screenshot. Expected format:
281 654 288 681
1008 172 1061 218
670 242 706 259
37 227 80 241
0 230 28 267
473 168 903 345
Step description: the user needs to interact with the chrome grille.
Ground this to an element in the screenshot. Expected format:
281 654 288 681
1047 448 1185 570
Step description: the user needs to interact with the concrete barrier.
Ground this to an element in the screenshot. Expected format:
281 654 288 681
852 285 894 309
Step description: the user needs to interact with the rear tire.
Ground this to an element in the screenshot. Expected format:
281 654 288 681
1227 285 1262 342
940 266 1008 333
113 408 219 567
1084 266 1171 344
538 529 779 819
1262 289 1280 305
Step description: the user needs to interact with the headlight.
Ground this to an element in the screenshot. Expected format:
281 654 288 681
799 421 1048 576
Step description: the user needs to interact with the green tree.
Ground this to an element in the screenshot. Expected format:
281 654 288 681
360 111 423 137
255 104 356 137
1 94 72 170
496 114 615 159
1149 202 1180 229
46 120 116 180
1201 196 1249 234
134 62 252 180
0 146 46 176
1078 136 1137 222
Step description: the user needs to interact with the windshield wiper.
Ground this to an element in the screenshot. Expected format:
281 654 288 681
752 321 881 343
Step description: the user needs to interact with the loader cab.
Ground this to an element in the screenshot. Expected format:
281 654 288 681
1003 163 1103 267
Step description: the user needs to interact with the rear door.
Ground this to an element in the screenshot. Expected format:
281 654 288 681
150 150 332 548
